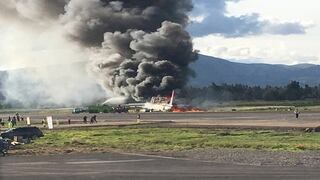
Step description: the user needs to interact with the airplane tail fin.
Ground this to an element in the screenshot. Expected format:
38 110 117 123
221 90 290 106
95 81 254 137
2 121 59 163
169 90 175 106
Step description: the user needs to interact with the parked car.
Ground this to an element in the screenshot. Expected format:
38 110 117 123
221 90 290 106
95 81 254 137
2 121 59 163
1 127 44 140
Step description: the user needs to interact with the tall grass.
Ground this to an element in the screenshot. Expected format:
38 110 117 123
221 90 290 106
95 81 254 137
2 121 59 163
26 127 320 152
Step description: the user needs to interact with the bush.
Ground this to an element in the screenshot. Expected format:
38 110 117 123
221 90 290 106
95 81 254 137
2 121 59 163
88 105 114 113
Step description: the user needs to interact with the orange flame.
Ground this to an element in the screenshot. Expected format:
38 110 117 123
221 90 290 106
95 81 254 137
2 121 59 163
170 106 204 113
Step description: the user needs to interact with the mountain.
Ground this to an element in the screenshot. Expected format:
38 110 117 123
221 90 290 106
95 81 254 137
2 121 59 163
1 54 320 96
189 55 320 87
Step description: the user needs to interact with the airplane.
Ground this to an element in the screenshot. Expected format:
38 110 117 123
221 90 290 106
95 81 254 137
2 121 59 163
123 90 175 113
144 90 175 112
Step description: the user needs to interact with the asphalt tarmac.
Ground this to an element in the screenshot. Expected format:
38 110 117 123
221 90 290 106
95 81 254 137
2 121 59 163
1 153 320 180
2 112 320 130
2 111 305 121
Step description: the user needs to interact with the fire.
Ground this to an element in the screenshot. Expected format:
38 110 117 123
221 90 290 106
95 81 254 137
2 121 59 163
170 106 204 113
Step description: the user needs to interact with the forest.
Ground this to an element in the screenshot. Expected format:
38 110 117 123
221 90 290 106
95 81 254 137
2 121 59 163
180 81 320 102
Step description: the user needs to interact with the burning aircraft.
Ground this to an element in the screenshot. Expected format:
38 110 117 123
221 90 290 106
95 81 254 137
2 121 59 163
124 90 175 112
120 90 205 113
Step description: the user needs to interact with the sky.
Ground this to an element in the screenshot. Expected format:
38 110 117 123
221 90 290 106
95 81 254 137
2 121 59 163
190 0 320 65
0 0 318 106
0 0 319 71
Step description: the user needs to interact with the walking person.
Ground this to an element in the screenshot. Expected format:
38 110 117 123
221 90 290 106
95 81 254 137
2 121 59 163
83 116 88 124
90 115 97 124
11 116 17 127
93 115 97 123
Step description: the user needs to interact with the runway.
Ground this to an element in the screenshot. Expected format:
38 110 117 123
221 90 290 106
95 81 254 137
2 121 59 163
1 153 320 180
3 112 320 130
1 111 303 121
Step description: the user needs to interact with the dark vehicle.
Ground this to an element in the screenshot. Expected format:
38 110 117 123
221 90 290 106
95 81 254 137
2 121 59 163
0 139 9 156
1 127 44 140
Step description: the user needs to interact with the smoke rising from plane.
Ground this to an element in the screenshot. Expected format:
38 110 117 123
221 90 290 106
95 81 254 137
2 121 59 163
89 21 197 101
62 0 198 101
0 0 197 106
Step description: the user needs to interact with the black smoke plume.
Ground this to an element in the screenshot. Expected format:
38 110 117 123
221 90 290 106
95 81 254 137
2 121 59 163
89 20 197 101
2 0 198 102
61 0 193 46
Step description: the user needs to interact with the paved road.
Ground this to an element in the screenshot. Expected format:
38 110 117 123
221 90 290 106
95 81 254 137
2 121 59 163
1 153 319 180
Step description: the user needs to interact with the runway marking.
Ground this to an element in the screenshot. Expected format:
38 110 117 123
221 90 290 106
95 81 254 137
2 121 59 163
65 159 155 165
2 171 103 177
121 152 192 161
4 159 155 166
195 116 262 120
6 162 58 166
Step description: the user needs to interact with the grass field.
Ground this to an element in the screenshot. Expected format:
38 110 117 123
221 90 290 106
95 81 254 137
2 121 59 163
18 127 320 154
233 100 320 107
0 108 73 115
210 100 320 112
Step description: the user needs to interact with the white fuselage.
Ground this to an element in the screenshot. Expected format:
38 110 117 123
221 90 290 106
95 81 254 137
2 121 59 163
143 102 173 112
125 90 175 112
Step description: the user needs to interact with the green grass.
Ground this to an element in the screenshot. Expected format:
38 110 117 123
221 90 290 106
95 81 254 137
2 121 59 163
0 108 73 115
209 100 320 112
23 127 320 153
232 100 320 107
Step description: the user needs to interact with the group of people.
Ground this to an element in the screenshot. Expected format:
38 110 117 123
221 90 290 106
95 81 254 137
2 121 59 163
0 113 24 127
83 115 97 124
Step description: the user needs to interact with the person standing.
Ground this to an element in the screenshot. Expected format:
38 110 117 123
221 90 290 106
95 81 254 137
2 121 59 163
137 114 141 123
0 118 3 127
41 118 46 127
11 116 17 127
294 109 300 119
7 116 12 128
16 113 20 122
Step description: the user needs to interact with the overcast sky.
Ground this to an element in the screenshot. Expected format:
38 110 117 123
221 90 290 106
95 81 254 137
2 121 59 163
0 0 319 70
190 0 319 65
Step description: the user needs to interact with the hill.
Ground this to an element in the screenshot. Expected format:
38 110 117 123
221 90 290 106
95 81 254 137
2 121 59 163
190 55 320 87
1 54 320 106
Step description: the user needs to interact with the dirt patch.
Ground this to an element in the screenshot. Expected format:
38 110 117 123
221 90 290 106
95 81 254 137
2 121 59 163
171 148 320 167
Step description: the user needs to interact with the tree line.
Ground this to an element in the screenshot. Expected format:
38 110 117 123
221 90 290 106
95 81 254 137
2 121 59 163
179 81 320 102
